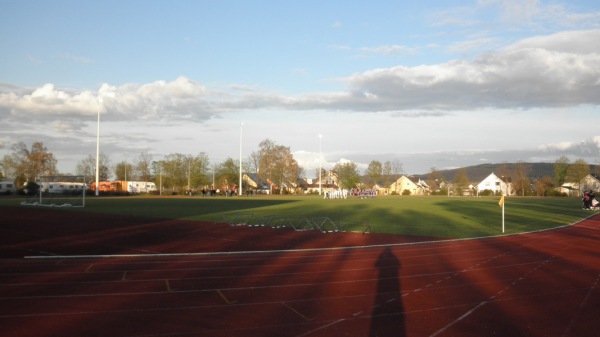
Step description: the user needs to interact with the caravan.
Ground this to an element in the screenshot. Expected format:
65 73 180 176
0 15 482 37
0 180 16 195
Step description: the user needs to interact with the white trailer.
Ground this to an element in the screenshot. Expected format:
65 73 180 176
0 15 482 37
124 181 157 194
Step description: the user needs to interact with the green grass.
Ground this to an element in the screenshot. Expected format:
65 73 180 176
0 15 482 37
1 195 594 239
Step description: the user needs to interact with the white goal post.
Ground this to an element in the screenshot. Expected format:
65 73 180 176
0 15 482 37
21 175 87 208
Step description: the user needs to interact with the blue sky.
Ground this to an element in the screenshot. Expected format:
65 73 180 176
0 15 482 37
1 0 600 177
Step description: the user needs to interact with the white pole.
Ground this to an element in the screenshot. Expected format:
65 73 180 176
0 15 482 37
502 202 505 233
95 98 102 196
319 134 322 196
239 122 243 196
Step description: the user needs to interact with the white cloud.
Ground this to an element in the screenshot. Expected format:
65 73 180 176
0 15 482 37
2 31 599 124
343 30 600 111
359 44 417 56
60 53 94 64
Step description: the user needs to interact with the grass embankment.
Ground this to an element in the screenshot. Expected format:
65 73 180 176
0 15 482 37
2 195 592 239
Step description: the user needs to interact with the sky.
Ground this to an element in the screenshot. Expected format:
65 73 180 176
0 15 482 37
1 0 600 178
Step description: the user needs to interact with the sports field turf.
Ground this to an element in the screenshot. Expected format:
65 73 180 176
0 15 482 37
2 195 592 239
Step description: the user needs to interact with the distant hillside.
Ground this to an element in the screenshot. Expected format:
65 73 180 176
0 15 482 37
414 162 599 183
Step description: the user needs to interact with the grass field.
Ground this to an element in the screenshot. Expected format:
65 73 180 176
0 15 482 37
2 194 594 239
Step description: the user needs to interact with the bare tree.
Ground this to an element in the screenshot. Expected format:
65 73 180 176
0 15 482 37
453 168 470 196
427 167 443 192
134 152 153 181
513 161 531 196
77 153 111 183
382 161 393 188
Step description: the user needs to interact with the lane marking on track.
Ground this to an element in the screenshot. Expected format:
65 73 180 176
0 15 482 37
562 272 600 337
165 280 175 292
216 289 237 304
295 318 345 337
85 264 94 272
282 301 314 322
430 301 488 337
121 271 128 281
22 213 600 261
428 243 574 337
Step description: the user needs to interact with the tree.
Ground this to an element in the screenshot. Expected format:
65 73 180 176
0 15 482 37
427 167 443 192
453 168 470 195
134 152 153 181
333 161 361 189
382 161 393 189
190 152 211 188
567 159 590 193
155 153 210 193
215 157 239 192
114 161 134 181
366 160 383 186
391 160 403 177
554 156 570 187
3 142 57 181
513 161 531 196
257 139 300 194
534 176 555 196
157 153 187 193
76 153 111 183
246 151 260 175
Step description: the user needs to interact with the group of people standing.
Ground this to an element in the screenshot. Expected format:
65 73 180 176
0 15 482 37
323 188 378 199
582 190 599 210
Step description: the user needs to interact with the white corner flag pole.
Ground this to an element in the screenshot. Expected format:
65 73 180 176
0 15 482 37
499 195 505 233
502 201 505 233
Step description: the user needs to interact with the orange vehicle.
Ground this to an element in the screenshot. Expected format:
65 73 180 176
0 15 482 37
89 181 119 193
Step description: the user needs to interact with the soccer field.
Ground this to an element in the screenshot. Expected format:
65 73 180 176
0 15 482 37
2 195 592 239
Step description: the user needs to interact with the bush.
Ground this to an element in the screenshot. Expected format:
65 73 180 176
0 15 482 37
479 189 495 197
402 189 411 196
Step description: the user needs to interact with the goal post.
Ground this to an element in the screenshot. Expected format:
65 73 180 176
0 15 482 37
21 175 87 208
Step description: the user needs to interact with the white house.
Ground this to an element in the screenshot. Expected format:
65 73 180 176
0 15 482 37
476 173 512 196
580 174 600 193
390 175 430 195
559 174 600 196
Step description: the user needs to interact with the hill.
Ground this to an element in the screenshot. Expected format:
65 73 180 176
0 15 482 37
415 162 599 183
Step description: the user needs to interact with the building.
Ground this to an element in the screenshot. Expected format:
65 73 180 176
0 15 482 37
476 173 512 196
580 174 600 193
390 175 430 195
242 173 271 194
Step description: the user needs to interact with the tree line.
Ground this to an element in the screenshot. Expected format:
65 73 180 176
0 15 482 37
1 140 596 196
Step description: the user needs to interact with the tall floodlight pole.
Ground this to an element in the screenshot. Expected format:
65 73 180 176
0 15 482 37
319 134 322 196
95 98 102 196
239 122 243 196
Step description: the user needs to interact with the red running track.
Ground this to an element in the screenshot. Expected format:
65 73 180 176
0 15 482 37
1 207 599 337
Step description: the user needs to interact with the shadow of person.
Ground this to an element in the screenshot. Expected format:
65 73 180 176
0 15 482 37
369 247 407 337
